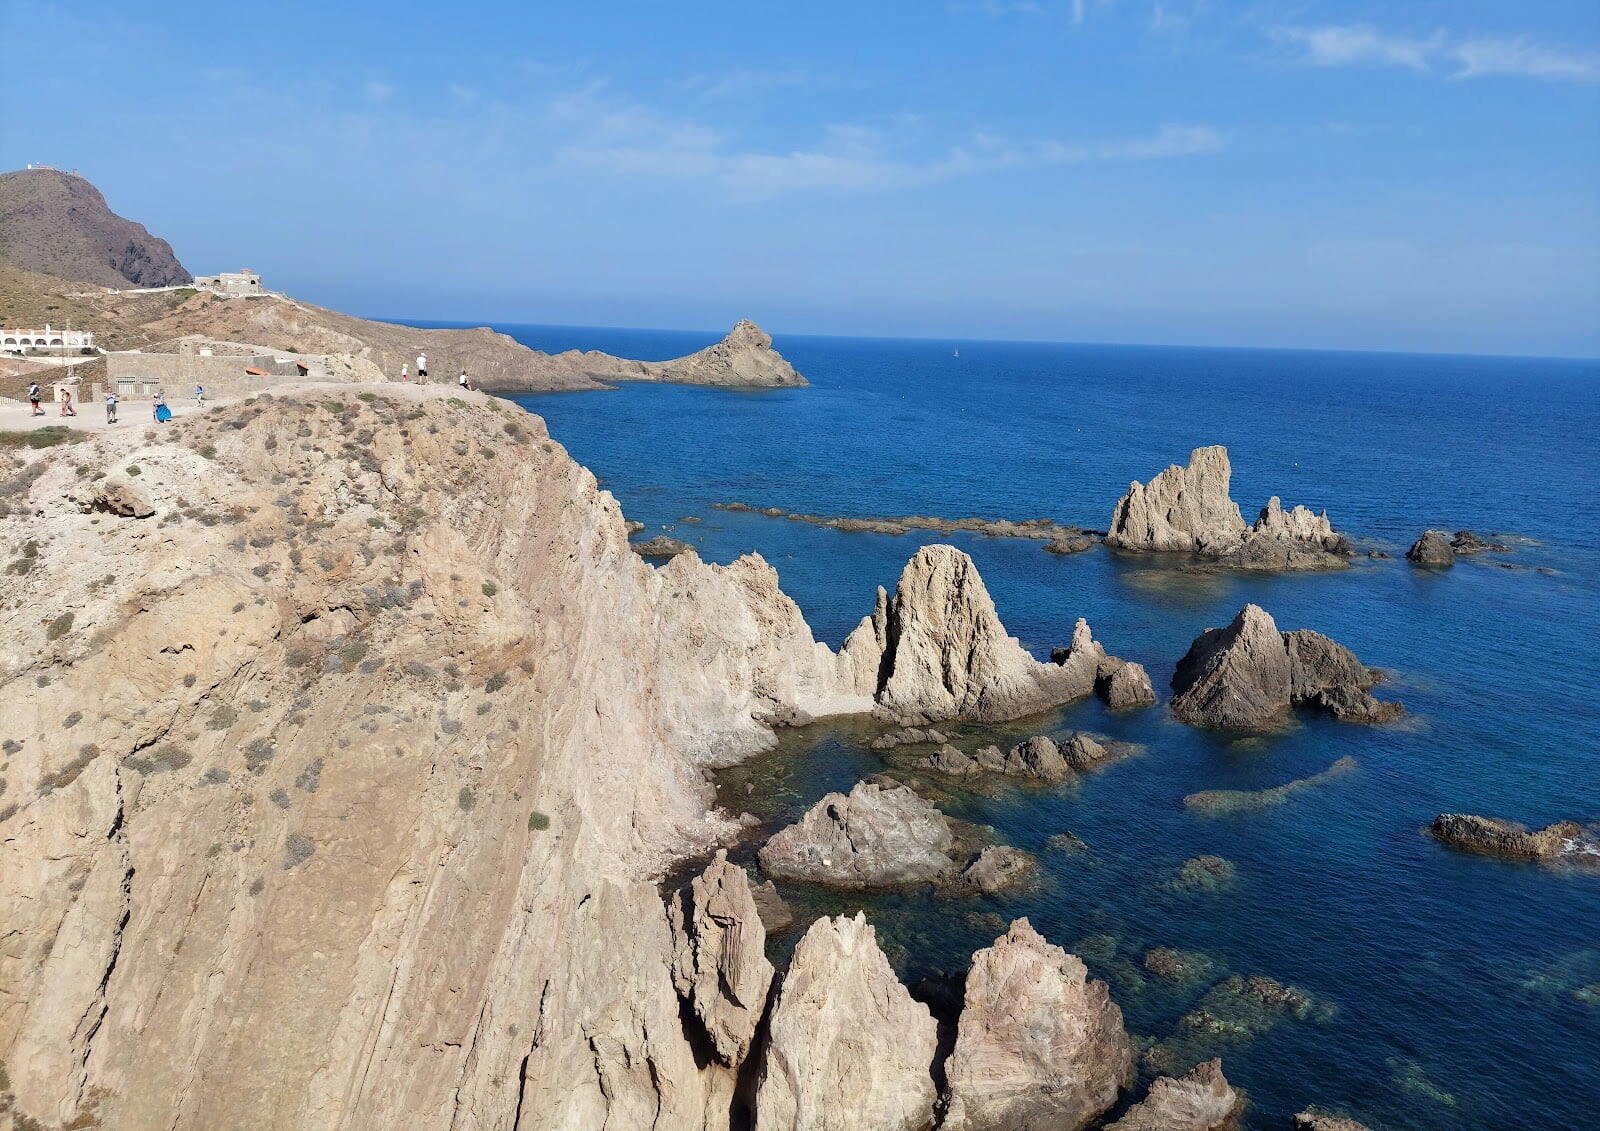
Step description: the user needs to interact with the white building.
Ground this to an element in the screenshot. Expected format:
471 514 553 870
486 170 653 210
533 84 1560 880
192 269 264 296
1 325 95 352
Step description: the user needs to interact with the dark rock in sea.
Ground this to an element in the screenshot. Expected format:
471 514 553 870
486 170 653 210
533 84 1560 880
952 845 1036 895
1098 658 1158 710
1044 531 1098 554
1451 529 1513 554
869 726 947 751
711 502 1102 554
1163 855 1237 893
1146 974 1332 1077
1103 1058 1242 1131
1183 757 1357 817
1047 831 1089 853
1367 550 1391 559
917 733 1132 783
757 780 956 889
750 876 795 934
1406 529 1456 567
631 535 694 559
1428 813 1599 868
1170 605 1400 730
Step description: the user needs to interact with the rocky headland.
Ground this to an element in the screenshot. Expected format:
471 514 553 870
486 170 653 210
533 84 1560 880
500 318 809 391
1106 446 1352 571
1169 605 1401 730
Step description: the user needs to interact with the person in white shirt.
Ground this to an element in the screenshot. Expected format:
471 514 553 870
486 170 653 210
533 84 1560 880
458 370 472 392
416 352 428 379
400 364 409 383
105 390 118 423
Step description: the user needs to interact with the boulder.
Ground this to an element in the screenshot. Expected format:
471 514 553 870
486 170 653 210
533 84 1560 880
1405 530 1455 568
667 849 775 1065
1171 606 1400 730
631 535 694 558
757 780 956 888
750 877 796 934
1104 1059 1241 1131
85 475 156 518
1451 530 1512 555
753 913 938 1131
918 733 1126 783
954 846 1036 894
942 918 1134 1131
837 546 1119 724
1428 813 1596 866
1098 659 1157 710
1044 531 1097 554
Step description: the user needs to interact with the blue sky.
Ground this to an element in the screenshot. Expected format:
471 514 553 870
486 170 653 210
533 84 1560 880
3 0 1597 356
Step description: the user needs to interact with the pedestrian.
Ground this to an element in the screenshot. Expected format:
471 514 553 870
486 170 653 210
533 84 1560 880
28 382 43 415
400 364 410 383
195 383 205 405
59 387 76 417
153 390 171 423
105 389 118 423
416 352 428 380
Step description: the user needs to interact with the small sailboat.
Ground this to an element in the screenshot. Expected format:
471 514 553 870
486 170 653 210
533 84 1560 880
953 347 960 359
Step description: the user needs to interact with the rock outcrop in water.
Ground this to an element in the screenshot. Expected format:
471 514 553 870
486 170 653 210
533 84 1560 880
757 780 957 888
1428 814 1599 868
1406 529 1456 567
1184 758 1358 817
1170 605 1401 730
837 546 1133 724
1104 1059 1241 1131
1293 1109 1372 1131
754 913 939 1131
512 319 809 390
942 918 1134 1131
1106 446 1350 571
712 503 1101 552
669 850 775 1066
919 732 1133 783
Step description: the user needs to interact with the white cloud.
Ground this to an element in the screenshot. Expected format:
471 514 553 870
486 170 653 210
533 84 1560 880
1270 24 1599 84
551 88 1223 198
1449 37 1600 83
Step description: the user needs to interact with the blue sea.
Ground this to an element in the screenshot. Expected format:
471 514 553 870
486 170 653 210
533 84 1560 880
443 320 1599 1129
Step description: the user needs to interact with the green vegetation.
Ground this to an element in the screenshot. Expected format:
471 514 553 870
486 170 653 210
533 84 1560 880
458 786 476 811
125 464 142 476
0 426 81 450
527 810 550 831
481 580 498 597
485 672 508 693
45 612 74 641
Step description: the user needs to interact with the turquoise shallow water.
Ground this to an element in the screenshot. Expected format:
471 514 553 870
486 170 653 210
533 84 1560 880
456 321 1598 1130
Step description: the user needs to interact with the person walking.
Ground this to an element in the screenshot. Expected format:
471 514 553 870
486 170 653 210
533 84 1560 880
28 383 43 416
400 363 409 383
59 387 77 417
195 383 205 405
416 352 428 380
153 390 171 423
105 389 118 423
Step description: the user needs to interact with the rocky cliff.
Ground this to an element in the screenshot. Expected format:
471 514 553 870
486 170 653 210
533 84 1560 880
1106 447 1350 571
0 168 191 288
0 383 868 1129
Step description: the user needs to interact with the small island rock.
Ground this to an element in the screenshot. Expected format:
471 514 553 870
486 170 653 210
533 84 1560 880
1103 1058 1242 1131
757 780 956 888
1406 530 1456 568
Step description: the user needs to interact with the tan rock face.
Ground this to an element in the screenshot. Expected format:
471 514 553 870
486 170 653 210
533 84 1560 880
942 918 1134 1131
1105 445 1245 553
0 384 861 1131
753 913 938 1131
669 849 775 1066
837 546 1103 724
510 319 808 390
1104 1059 1241 1131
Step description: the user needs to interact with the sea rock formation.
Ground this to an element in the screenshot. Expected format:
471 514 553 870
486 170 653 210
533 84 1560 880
919 732 1130 783
712 504 1101 553
837 546 1130 724
514 319 808 390
753 913 939 1131
1428 814 1599 867
1105 446 1350 571
668 849 775 1066
1406 529 1456 567
942 919 1133 1130
1293 1109 1372 1131
757 780 956 888
0 383 886 1129
1451 530 1513 554
1099 659 1157 710
1104 1059 1241 1131
1170 605 1400 730
953 845 1036 894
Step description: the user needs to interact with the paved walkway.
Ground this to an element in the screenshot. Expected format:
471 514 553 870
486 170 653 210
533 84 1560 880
0 394 231 435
